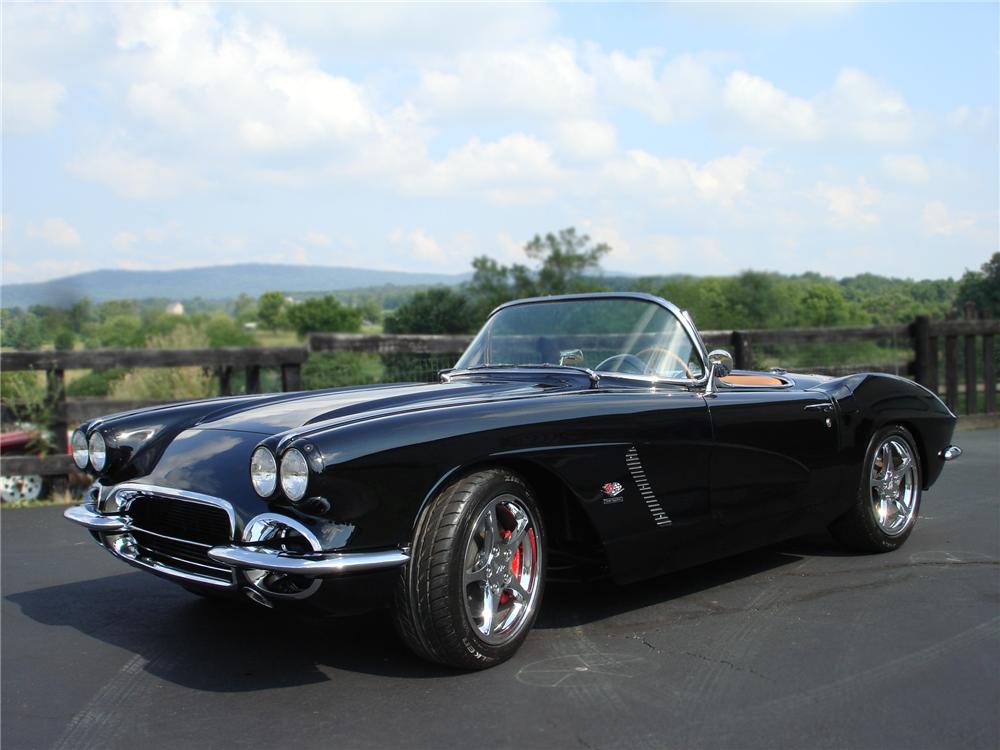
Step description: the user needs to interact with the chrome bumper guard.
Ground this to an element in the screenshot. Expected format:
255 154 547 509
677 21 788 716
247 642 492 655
207 546 410 577
64 502 409 581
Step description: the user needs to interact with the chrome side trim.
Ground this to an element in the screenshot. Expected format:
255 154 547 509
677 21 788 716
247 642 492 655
940 445 962 461
208 545 410 578
64 503 127 532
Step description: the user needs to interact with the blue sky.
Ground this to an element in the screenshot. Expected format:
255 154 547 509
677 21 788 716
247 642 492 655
2 2 997 285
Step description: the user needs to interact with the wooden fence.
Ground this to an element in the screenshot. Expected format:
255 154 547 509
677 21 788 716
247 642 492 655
2 315 997 484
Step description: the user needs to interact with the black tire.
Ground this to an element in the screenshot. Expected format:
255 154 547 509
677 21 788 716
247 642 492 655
829 424 922 552
393 468 546 669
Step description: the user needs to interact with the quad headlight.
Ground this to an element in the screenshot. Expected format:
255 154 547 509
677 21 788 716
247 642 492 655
71 430 89 469
279 448 309 502
88 431 107 472
250 447 278 497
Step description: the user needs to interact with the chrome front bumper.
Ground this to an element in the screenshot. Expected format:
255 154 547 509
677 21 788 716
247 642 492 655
64 501 409 586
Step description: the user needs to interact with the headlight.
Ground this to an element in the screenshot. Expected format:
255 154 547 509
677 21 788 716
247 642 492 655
88 432 107 471
280 448 309 502
250 447 277 497
71 430 89 469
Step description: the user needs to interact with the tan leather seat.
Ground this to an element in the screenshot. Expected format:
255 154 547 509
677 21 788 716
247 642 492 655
719 374 787 387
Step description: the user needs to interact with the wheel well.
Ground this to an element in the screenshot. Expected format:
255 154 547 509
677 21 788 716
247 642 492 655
443 458 609 579
896 421 930 489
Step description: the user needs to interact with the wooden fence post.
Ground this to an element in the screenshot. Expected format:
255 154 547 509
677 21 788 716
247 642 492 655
730 331 752 370
281 362 302 391
46 368 67 452
245 366 261 394
984 331 996 414
912 316 931 387
944 334 958 412
218 366 233 397
963 303 978 414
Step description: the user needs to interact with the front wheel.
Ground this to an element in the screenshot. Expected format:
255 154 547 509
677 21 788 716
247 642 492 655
393 468 545 669
830 425 922 552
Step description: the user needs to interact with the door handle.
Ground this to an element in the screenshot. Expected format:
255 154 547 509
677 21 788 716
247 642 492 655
803 403 833 413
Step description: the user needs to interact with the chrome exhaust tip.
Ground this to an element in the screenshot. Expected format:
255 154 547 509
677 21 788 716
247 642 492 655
243 587 274 609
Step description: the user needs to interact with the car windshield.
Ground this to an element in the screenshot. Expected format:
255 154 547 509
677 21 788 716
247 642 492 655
455 297 705 380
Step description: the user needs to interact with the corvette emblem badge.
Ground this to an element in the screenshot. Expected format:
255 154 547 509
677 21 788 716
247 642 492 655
601 482 624 503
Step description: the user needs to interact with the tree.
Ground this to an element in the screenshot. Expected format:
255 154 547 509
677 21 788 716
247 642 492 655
384 287 476 334
955 253 1000 318
233 293 258 325
0 310 44 350
526 227 611 295
467 227 611 318
285 295 362 337
258 291 287 331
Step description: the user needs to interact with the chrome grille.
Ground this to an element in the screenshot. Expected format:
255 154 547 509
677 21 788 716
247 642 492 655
124 493 234 584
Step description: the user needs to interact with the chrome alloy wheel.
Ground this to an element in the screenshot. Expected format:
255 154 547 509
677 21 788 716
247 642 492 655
869 437 919 536
462 493 541 646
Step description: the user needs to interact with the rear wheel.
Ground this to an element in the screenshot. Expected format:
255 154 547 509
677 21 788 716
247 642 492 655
830 425 922 552
393 468 545 669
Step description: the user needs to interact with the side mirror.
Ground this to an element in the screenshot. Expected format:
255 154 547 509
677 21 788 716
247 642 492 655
559 349 584 366
705 349 733 395
708 349 733 378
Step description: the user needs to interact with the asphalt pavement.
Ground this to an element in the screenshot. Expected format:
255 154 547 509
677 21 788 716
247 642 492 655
3 429 998 750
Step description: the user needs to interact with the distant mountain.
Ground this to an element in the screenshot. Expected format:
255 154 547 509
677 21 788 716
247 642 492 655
1 264 469 308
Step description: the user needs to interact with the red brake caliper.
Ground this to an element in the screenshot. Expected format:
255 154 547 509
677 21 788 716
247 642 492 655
499 529 523 605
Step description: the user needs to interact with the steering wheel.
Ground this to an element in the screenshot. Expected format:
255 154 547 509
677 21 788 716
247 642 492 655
636 347 695 378
596 353 647 375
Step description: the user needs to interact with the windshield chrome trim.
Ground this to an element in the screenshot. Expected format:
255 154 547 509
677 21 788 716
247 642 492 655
471 292 709 387
444 366 703 389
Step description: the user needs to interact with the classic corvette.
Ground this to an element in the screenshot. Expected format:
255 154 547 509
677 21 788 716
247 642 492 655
65 292 962 668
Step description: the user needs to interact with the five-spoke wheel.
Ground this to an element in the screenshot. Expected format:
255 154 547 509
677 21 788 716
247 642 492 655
462 494 541 645
393 468 546 669
869 437 918 537
831 424 922 552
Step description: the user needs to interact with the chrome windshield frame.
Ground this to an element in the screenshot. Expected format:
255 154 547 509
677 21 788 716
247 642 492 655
449 292 710 388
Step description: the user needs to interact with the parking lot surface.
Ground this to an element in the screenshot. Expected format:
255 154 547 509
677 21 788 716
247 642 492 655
3 429 998 750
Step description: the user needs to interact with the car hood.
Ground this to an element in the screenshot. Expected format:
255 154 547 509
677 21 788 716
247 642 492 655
191 376 588 436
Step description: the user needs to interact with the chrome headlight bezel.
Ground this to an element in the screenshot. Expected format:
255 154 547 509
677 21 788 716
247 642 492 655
88 431 107 472
250 446 278 498
71 430 89 469
279 448 309 502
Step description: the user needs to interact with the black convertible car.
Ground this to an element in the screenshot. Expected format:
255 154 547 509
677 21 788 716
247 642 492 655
65 293 961 668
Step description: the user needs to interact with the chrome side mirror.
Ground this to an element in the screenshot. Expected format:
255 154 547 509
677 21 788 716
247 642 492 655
705 349 734 395
559 349 584 366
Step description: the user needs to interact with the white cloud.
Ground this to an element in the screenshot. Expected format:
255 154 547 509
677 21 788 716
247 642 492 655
922 201 975 236
823 68 912 143
553 119 617 161
68 147 189 199
815 179 880 226
724 71 821 140
26 217 81 247
593 51 718 123
112 231 137 251
2 78 66 135
114 4 378 152
605 148 764 206
304 231 331 247
724 67 913 144
880 154 929 184
399 133 563 204
417 42 595 118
